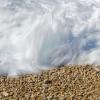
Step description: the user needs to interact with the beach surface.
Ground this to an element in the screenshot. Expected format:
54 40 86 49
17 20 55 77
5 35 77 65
0 65 100 100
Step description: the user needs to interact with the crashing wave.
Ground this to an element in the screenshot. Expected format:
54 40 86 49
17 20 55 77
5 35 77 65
0 0 100 76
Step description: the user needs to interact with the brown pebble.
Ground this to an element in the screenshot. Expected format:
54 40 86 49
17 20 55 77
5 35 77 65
2 91 8 97
44 79 52 84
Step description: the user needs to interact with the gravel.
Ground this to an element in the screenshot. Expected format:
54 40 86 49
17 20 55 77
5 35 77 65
0 65 100 100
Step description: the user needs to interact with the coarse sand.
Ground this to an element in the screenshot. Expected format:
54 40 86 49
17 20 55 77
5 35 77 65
0 65 100 100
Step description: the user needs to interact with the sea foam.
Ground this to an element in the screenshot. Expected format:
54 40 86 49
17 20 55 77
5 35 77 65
0 0 100 76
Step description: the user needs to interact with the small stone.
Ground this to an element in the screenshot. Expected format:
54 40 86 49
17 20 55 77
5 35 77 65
44 79 52 84
2 91 8 97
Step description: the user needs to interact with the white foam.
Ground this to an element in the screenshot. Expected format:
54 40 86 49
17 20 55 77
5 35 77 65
0 0 100 76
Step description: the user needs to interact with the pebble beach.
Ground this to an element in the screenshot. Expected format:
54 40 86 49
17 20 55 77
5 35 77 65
0 65 100 100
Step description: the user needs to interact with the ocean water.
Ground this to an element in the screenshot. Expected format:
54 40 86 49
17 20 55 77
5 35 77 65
0 0 100 76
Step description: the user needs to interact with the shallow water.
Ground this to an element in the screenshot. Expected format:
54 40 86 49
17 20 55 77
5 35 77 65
0 0 100 76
